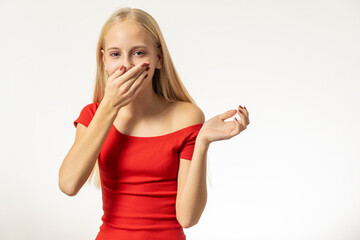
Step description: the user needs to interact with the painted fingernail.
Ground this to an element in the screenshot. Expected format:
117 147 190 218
145 66 150 71
144 74 148 79
119 65 125 71
239 105 243 109
141 62 150 67
244 106 247 110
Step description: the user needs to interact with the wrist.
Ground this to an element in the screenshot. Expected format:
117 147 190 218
196 134 210 149
99 98 121 116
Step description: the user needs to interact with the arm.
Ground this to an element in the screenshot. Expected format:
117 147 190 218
176 105 250 227
58 100 119 196
175 104 208 228
176 140 209 228
59 63 151 196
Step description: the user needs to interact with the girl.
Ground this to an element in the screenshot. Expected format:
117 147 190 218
59 7 250 240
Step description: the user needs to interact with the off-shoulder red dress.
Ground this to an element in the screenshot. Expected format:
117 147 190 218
73 102 203 240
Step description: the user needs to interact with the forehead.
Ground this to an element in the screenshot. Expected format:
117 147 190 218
104 21 152 48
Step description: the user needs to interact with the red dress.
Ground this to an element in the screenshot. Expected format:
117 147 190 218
73 102 203 240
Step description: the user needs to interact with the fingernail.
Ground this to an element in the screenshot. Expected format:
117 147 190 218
145 66 150 71
244 106 247 110
119 65 125 71
239 105 243 109
144 74 148 79
141 62 150 67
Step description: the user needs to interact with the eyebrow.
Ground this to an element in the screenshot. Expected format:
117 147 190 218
106 45 148 51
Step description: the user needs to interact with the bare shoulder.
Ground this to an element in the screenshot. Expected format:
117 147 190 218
172 101 205 129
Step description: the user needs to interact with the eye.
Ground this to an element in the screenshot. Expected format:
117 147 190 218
110 52 120 57
134 51 145 57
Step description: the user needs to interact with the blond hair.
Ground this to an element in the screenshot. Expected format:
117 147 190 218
87 7 198 189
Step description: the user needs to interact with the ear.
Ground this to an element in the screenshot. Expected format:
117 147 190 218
101 49 108 72
155 52 162 69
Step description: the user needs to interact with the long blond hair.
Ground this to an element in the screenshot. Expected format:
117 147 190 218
87 7 198 189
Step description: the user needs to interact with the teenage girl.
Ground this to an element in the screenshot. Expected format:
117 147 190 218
59 7 250 240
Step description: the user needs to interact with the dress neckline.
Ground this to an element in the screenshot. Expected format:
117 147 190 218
111 123 203 139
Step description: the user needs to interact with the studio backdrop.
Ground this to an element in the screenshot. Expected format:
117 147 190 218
0 0 359 239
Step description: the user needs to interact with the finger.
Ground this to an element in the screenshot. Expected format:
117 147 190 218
238 106 250 125
232 117 243 136
237 108 243 118
126 70 150 97
238 105 249 118
239 112 247 129
108 65 127 82
115 62 149 85
219 109 237 121
238 109 250 125
235 110 246 127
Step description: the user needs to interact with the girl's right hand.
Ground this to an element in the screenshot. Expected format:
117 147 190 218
103 62 150 110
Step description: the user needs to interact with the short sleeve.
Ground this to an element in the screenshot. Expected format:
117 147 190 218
73 103 100 128
178 124 203 160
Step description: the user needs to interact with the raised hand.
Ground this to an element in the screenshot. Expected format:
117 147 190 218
103 62 151 110
197 105 250 145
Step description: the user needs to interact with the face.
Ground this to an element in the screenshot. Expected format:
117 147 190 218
101 21 162 78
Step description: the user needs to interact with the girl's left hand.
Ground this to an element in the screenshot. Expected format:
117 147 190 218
197 105 250 145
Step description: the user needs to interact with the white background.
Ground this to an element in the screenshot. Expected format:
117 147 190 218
0 0 359 239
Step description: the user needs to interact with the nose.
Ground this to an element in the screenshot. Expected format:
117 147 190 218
122 55 135 70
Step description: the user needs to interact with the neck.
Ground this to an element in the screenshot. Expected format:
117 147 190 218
119 83 166 119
